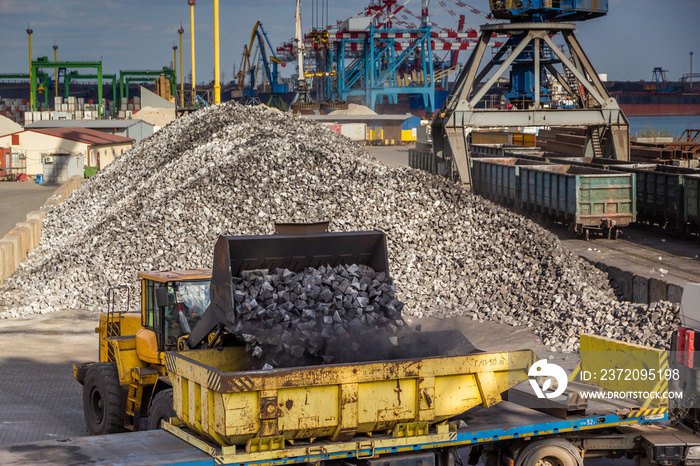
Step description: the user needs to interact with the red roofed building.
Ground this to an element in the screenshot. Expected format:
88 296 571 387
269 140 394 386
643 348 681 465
0 127 134 176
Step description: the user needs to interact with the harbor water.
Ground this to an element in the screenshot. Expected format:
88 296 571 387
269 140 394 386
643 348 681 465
628 115 700 139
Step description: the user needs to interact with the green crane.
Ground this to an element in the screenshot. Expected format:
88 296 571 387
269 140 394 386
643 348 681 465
64 71 118 116
31 57 104 118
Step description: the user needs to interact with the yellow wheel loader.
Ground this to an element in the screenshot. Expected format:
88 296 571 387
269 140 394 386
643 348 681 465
74 269 212 435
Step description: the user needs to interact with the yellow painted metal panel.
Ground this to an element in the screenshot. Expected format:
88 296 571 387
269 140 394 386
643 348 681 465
475 371 502 408
278 386 339 438
221 392 259 439
434 375 480 417
112 338 146 384
401 130 416 142
118 314 143 336
357 379 417 432
166 347 534 446
333 383 358 441
579 333 667 397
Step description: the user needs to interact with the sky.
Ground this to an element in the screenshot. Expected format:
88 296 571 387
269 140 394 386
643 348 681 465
0 0 698 86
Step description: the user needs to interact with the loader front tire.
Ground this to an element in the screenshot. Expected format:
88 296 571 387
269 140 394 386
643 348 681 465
148 389 175 430
83 362 125 435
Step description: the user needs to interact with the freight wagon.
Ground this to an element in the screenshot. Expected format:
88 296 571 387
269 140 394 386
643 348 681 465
471 158 636 239
538 158 700 237
435 146 700 238
470 157 554 207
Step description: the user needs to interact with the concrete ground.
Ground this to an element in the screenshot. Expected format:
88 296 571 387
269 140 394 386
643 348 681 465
365 145 411 167
557 224 700 294
0 180 60 238
0 311 96 445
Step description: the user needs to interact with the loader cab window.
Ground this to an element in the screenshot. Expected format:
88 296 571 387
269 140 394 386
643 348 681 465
142 278 211 351
177 280 211 332
142 279 165 350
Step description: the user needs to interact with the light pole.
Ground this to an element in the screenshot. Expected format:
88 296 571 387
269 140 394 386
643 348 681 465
213 0 221 104
188 0 197 105
53 42 58 105
173 44 178 101
178 23 185 107
27 25 33 110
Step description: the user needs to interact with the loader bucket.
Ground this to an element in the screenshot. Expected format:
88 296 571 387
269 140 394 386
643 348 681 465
186 230 389 348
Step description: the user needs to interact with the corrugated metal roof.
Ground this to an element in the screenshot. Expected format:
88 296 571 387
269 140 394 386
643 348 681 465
26 119 148 130
27 127 135 145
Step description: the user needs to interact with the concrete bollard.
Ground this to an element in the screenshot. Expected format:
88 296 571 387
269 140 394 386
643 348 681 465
0 238 19 278
7 229 28 261
26 219 42 247
632 275 649 304
15 222 37 250
0 244 5 283
26 210 47 222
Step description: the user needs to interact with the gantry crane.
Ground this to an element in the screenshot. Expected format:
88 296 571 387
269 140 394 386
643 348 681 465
432 0 630 188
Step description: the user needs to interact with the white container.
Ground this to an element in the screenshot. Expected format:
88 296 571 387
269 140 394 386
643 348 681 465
75 111 84 119
339 123 368 141
24 111 33 123
84 110 93 119
41 111 50 120
54 96 63 106
118 110 126 119
78 98 85 105
67 96 77 104
340 17 371 31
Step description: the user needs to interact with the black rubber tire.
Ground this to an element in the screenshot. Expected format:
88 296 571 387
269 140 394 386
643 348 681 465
83 362 125 435
148 389 175 430
521 445 578 466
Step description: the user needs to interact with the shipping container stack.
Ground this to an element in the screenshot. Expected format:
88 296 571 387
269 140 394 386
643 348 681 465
0 97 47 126
117 96 140 119
22 95 118 124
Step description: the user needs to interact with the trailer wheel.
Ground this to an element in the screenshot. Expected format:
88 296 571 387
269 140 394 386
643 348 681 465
148 389 175 430
521 445 578 466
83 362 125 435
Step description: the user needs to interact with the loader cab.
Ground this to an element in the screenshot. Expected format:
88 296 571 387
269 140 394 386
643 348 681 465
139 270 212 352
